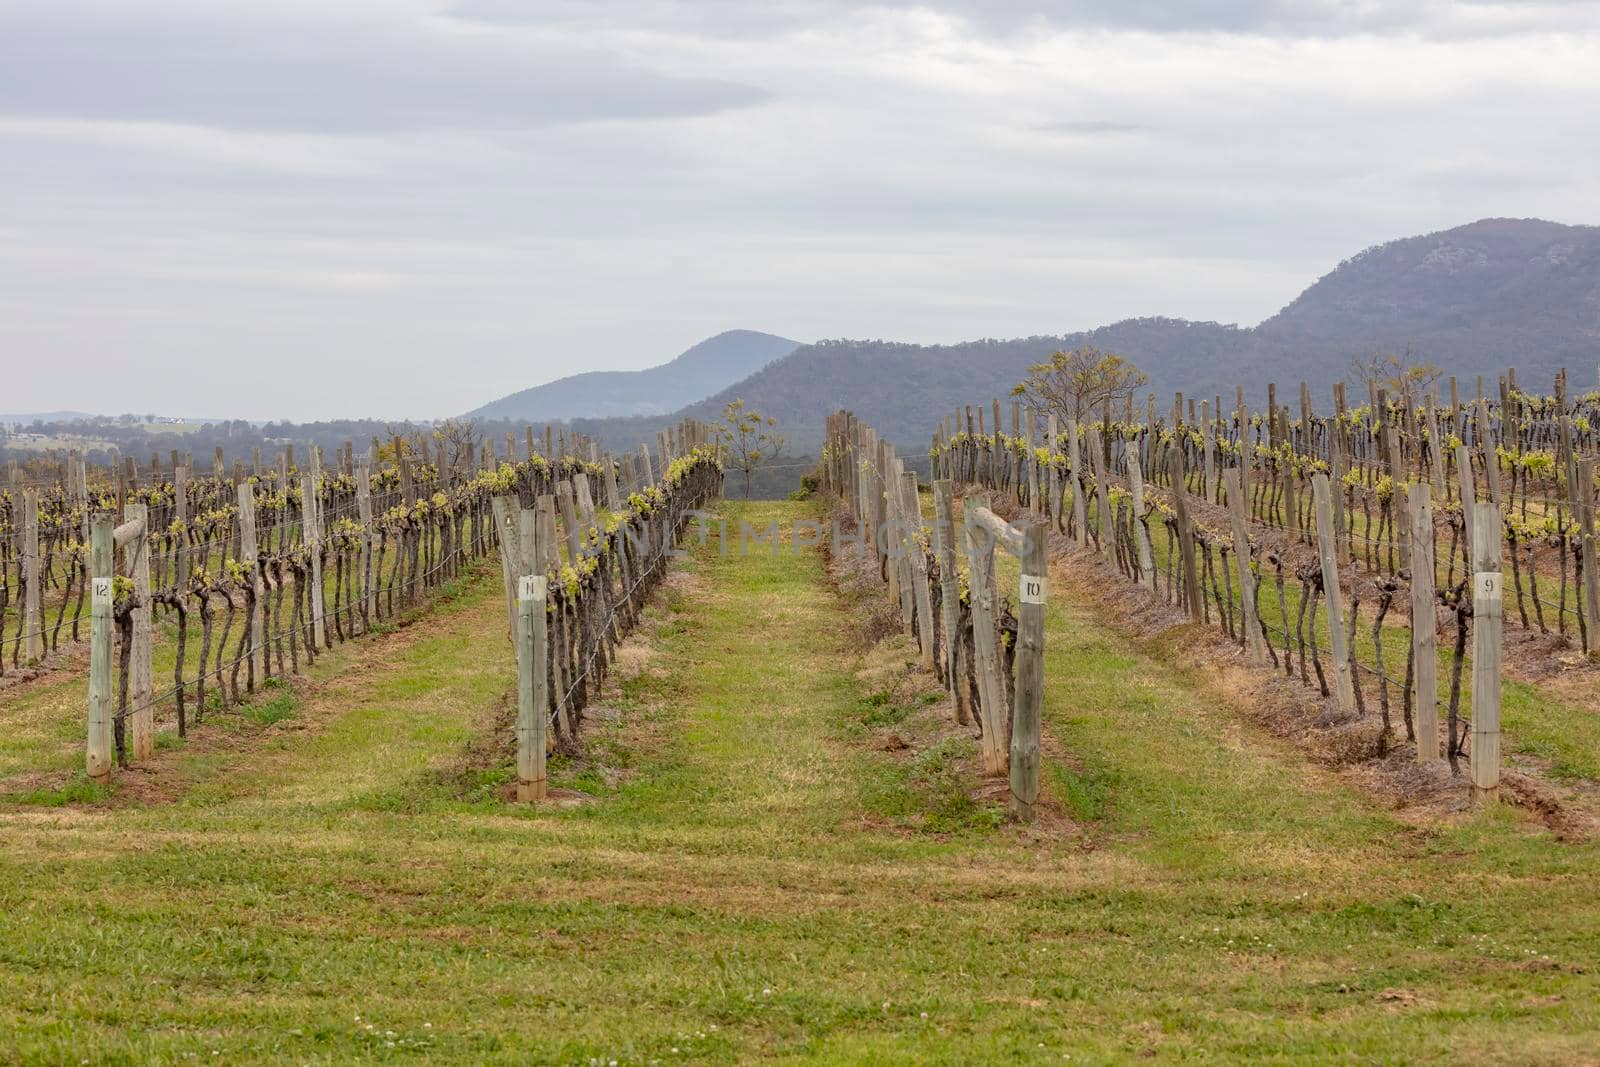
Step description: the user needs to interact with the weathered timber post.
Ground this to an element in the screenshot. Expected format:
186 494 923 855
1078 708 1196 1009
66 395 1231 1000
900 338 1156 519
1311 473 1356 710
124 501 154 760
1470 501 1502 802
1225 469 1266 665
355 454 375 620
491 495 523 638
1168 441 1202 621
932 479 962 704
1454 442 1476 561
902 471 936 668
302 474 326 647
1125 443 1155 588
21 489 42 662
237 482 263 680
173 463 190 590
87 515 114 783
1010 519 1047 822
1087 428 1114 562
1580 458 1600 660
962 498 1008 774
556 480 583 563
1409 485 1440 763
1067 418 1088 547
516 574 549 802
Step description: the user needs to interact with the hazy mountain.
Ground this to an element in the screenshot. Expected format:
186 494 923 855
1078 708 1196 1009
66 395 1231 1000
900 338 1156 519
571 218 1600 454
466 329 801 422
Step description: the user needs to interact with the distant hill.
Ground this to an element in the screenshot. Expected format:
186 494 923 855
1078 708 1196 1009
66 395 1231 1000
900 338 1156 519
466 329 801 422
569 218 1600 454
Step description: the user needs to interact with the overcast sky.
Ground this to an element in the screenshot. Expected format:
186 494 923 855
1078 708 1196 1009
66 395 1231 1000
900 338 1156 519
3 0 1597 420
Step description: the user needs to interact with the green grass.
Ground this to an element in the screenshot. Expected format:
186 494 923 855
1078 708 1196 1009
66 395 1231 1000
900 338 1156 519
0 499 1597 1063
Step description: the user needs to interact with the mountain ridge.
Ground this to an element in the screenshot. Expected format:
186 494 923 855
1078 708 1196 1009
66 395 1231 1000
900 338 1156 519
466 329 802 422
561 218 1600 452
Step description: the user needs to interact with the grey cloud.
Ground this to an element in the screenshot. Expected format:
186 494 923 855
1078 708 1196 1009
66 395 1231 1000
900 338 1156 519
451 0 1600 38
0 5 767 133
1034 120 1147 135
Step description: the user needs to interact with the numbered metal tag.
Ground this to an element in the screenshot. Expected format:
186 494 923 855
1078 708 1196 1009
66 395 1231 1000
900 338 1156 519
1474 571 1501 605
1019 573 1046 606
518 574 543 601
92 577 112 606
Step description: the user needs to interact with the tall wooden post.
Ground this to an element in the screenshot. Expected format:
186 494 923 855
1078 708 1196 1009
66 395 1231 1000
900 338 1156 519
962 499 1007 775
1125 444 1155 588
1067 418 1088 547
302 474 326 646
21 489 42 662
237 482 263 678
173 463 190 590
1168 442 1202 621
1088 428 1114 562
1311 474 1355 710
87 515 115 783
1471 501 1502 802
516 574 549 802
1225 469 1266 665
355 455 375 620
125 502 154 760
1579 458 1600 659
932 479 962 705
1010 520 1047 823
1409 485 1440 763
556 480 583 563
902 471 936 668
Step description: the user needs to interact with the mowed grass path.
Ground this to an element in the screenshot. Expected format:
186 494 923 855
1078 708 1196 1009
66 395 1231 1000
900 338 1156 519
1 500 1598 1063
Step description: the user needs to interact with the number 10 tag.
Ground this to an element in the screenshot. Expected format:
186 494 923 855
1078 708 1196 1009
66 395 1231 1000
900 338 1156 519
1020 574 1046 606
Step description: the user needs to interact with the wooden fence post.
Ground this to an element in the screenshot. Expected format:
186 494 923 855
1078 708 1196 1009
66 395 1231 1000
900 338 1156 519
1455 443 1476 554
962 498 1008 775
1168 441 1202 621
932 479 962 706
1311 473 1356 710
124 501 154 760
1409 485 1440 763
1471 501 1502 802
516 574 549 801
1067 418 1088 547
355 454 376 620
1125 443 1155 588
556 480 583 563
1088 428 1114 561
1010 520 1046 822
237 482 263 677
491 494 522 638
1225 469 1266 665
302 474 327 646
21 488 42 662
174 463 190 590
87 515 114 783
1580 458 1600 659
902 471 936 668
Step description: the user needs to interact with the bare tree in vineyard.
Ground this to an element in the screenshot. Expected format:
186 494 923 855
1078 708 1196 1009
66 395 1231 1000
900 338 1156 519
1011 346 1148 424
432 418 483 474
716 399 786 499
1350 347 1443 406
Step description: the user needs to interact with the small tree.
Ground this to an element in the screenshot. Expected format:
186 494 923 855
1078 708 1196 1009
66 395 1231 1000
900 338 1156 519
1011 346 1148 424
432 418 483 475
1350 348 1443 406
716 399 786 499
